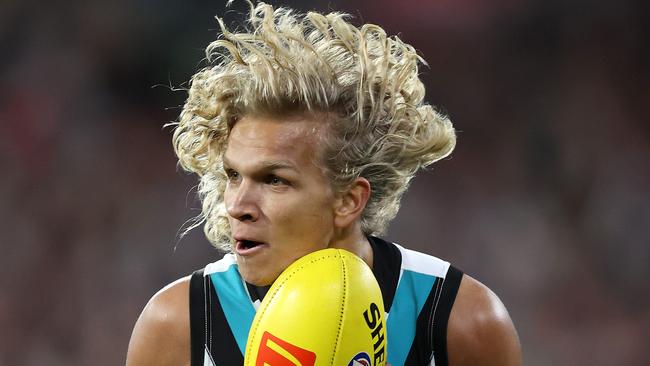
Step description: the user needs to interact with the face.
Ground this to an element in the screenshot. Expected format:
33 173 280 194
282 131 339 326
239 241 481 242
223 114 337 285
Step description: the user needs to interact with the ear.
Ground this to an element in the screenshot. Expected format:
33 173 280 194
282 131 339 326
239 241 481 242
333 177 371 229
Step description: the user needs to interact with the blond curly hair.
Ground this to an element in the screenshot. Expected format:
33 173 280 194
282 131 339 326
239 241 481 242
172 2 456 251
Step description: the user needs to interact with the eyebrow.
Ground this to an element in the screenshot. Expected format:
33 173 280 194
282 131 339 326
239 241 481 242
223 156 299 173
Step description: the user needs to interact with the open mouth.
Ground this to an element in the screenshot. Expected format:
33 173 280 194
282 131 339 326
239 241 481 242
240 240 263 249
236 239 266 254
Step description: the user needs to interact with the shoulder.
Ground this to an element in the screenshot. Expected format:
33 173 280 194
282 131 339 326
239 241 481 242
126 276 192 366
447 274 522 366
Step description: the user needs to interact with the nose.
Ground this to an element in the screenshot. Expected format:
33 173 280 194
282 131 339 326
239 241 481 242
225 179 260 222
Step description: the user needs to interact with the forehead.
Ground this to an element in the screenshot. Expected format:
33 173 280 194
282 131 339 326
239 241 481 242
224 114 325 169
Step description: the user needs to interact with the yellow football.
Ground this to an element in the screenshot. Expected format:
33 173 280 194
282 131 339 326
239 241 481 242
244 248 387 366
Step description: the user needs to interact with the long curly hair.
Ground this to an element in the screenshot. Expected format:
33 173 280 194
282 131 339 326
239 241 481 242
171 2 456 250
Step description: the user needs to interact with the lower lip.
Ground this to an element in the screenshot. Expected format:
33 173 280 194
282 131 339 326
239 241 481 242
235 241 268 256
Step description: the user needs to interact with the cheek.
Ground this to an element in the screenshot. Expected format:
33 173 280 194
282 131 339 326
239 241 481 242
278 199 333 238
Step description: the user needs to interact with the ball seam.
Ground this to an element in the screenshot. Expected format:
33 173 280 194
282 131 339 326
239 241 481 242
329 250 347 365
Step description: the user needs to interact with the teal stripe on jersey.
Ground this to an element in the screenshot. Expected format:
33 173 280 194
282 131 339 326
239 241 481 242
386 270 437 366
210 266 256 355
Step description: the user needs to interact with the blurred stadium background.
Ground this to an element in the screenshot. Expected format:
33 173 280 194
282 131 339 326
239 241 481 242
0 0 647 364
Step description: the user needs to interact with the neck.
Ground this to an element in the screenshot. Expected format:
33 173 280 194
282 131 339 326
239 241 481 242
328 224 374 269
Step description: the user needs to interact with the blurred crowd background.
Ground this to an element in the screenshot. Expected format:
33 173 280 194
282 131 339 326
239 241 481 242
1 0 647 365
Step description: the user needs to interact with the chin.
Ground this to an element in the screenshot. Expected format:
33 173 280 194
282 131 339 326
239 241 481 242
240 268 276 286
248 278 274 286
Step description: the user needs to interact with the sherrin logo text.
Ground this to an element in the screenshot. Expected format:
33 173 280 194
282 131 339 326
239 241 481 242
363 302 386 365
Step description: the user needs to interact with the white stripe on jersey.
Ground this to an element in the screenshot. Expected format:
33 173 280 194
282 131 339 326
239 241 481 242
203 346 217 366
204 253 237 275
394 243 451 278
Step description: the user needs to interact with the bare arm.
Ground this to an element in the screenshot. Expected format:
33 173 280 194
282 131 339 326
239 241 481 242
447 274 522 366
126 277 191 366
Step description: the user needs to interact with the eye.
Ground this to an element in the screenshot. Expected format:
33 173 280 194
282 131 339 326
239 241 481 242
225 169 240 182
267 175 288 186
